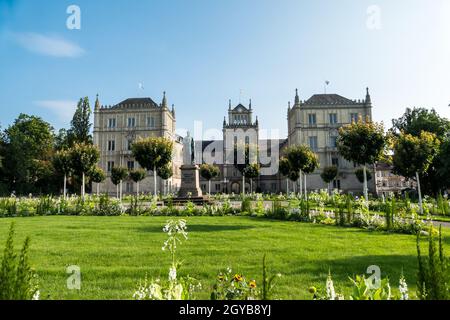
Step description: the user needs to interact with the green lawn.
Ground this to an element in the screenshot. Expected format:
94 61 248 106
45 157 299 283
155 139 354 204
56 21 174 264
0 216 448 300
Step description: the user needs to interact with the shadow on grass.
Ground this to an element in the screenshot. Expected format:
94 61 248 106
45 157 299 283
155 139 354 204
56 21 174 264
137 224 259 233
291 254 419 287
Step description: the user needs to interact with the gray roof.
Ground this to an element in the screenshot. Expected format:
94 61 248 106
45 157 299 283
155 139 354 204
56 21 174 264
303 94 358 106
232 104 250 112
111 97 159 109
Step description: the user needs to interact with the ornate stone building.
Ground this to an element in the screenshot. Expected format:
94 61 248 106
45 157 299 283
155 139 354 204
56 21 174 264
92 93 183 195
287 88 376 194
93 87 381 196
198 100 286 194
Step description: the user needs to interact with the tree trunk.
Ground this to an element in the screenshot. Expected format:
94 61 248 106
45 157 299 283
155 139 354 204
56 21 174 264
304 173 308 201
242 175 245 196
81 172 85 200
97 183 100 196
363 165 368 202
136 181 140 197
116 184 119 199
119 180 123 201
299 171 303 198
153 166 157 197
416 171 424 216
63 174 67 200
286 178 289 194
250 179 253 193
328 182 331 196
208 180 211 195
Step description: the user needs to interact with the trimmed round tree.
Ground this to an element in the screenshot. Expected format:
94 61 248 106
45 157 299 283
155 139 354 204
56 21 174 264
53 149 73 199
286 145 319 198
302 149 319 199
131 137 173 196
337 118 386 201
69 142 100 199
279 157 291 194
111 167 128 200
129 168 147 196
90 166 106 196
243 163 260 193
200 164 220 195
288 170 300 193
392 131 441 215
157 164 173 196
321 166 338 195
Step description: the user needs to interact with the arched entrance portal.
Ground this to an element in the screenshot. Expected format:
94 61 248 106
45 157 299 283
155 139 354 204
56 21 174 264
231 182 240 194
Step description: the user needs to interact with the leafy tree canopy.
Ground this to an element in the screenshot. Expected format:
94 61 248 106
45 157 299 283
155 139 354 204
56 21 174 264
69 142 100 176
132 137 173 171
129 168 147 183
68 97 92 145
321 166 338 183
337 119 386 166
110 167 128 186
243 163 260 179
200 164 220 181
392 131 441 179
157 164 173 180
90 167 106 184
391 107 450 139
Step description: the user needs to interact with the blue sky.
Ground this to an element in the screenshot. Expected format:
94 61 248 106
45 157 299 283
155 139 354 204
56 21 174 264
1 0 449 138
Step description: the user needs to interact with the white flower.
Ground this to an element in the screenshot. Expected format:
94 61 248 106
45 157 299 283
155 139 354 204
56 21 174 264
169 266 177 281
326 274 336 300
399 276 409 300
32 290 40 300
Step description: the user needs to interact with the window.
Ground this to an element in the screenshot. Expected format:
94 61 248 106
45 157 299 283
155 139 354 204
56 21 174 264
126 182 133 193
271 183 277 192
333 180 341 189
308 114 317 125
332 157 339 167
147 116 155 128
329 113 338 124
330 136 338 148
127 161 135 170
128 117 136 128
108 118 116 128
215 184 221 191
108 140 115 151
350 113 359 123
309 136 318 151
107 161 115 172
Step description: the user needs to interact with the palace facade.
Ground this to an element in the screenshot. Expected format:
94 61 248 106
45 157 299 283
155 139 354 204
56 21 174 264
93 88 380 196
92 93 183 195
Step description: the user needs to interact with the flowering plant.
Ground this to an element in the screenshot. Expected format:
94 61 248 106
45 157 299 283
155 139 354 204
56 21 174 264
210 267 259 300
133 219 201 300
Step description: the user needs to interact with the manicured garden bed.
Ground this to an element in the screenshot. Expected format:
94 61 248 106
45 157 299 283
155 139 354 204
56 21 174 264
1 215 446 300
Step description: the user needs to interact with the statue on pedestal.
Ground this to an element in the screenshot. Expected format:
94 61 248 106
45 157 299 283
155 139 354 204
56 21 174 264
178 132 203 198
183 131 194 165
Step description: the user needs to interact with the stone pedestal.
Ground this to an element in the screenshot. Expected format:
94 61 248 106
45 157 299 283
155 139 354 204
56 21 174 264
178 165 203 198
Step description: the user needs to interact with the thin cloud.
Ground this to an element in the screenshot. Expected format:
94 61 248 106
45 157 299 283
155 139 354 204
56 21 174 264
12 32 85 58
35 100 77 124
